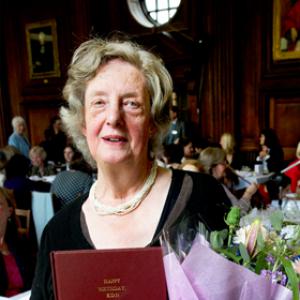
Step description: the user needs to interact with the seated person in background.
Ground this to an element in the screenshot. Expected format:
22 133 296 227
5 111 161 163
199 147 257 214
0 146 20 187
180 137 196 163
29 146 56 177
219 132 242 170
4 154 50 209
256 128 289 201
284 141 300 193
8 116 31 158
257 128 284 174
51 157 93 210
0 187 34 296
60 145 76 171
40 116 67 165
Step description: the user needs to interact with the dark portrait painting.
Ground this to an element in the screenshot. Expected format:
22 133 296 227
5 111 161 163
26 19 60 79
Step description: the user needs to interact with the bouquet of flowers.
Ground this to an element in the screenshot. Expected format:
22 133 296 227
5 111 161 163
161 207 300 300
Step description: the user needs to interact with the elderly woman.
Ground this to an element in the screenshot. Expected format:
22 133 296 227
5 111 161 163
30 38 231 299
29 146 56 177
199 147 257 214
8 116 31 158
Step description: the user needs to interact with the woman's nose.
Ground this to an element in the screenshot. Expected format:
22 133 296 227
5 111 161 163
106 102 122 126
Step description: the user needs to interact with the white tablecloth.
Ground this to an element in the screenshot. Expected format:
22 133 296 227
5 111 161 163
31 191 54 246
0 290 31 300
234 171 275 190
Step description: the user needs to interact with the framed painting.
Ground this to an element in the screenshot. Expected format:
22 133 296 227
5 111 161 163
25 19 60 79
273 0 300 61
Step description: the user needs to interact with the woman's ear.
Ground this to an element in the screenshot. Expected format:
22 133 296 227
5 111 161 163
81 125 86 137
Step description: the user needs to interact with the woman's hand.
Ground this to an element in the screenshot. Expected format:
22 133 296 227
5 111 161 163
259 146 269 159
243 183 258 201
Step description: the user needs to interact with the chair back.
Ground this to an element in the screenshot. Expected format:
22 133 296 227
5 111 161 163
15 208 31 238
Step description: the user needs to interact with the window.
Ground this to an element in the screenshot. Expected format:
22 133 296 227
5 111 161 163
127 0 181 28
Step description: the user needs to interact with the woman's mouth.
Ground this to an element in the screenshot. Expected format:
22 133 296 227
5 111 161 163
102 135 127 142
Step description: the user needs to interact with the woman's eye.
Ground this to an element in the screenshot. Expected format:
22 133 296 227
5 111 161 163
94 99 105 106
123 100 140 109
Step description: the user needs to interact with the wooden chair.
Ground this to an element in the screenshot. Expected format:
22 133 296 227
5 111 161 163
15 208 31 238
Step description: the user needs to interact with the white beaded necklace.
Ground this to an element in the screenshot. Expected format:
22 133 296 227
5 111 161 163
90 162 158 216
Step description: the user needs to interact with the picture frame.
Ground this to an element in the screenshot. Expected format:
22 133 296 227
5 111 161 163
273 0 300 61
25 19 60 79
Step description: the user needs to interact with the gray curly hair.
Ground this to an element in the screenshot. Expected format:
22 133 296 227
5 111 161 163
60 38 173 168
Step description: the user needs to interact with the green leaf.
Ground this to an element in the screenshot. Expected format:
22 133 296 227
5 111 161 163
270 210 284 232
210 230 228 249
239 243 251 264
280 256 300 300
256 232 265 252
216 248 242 264
255 253 268 274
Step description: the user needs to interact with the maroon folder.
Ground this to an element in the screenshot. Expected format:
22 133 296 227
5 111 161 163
51 247 167 300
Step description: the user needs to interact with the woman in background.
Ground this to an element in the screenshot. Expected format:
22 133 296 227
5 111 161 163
40 116 67 165
257 128 284 174
4 154 50 209
257 128 289 201
60 145 76 171
180 137 196 162
219 132 242 170
199 147 257 214
0 187 34 296
29 146 56 177
8 116 30 158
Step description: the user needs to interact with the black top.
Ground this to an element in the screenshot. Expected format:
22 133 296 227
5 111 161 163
30 170 230 300
0 238 35 296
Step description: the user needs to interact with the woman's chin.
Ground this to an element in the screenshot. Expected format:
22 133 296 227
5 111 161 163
96 154 131 166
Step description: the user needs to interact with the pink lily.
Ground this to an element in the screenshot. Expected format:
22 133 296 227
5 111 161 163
245 219 261 256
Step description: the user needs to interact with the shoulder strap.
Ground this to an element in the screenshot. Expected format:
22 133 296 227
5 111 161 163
151 171 193 244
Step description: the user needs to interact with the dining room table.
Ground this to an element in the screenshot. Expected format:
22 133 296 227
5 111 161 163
30 175 56 246
233 170 275 191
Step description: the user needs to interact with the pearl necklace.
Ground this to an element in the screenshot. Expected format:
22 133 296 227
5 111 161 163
90 162 158 216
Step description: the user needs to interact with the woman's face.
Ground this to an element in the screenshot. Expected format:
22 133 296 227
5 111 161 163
212 162 227 180
260 134 265 146
220 136 226 150
30 153 43 167
83 59 152 166
53 119 62 132
64 147 74 163
183 142 194 158
16 122 25 135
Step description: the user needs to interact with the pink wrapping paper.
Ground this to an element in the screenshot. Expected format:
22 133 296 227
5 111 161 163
163 234 293 300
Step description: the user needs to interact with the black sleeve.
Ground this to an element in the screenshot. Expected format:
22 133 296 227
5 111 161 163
186 172 231 231
30 227 54 300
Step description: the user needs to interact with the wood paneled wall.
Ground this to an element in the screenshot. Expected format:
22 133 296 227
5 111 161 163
0 0 299 162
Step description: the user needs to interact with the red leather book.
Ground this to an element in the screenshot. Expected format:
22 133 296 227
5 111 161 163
51 247 167 300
